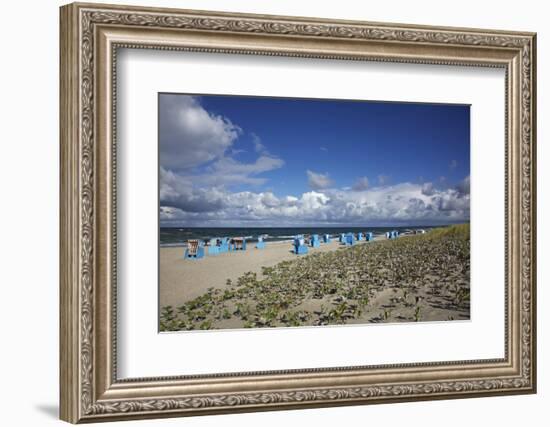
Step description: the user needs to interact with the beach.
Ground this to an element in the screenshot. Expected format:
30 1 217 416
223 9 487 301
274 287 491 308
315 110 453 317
160 225 470 331
160 239 357 307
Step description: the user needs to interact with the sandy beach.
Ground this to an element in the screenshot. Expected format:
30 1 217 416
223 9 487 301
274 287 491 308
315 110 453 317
160 238 371 307
160 225 470 331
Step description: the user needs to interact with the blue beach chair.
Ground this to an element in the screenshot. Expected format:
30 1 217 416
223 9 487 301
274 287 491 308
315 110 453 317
207 238 219 256
323 234 331 243
184 239 205 260
218 237 229 253
293 236 308 255
339 233 346 243
357 232 364 241
365 232 374 242
256 236 266 249
310 234 320 248
344 232 355 246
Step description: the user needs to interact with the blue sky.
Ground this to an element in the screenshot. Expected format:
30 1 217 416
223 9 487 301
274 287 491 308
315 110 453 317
159 93 470 227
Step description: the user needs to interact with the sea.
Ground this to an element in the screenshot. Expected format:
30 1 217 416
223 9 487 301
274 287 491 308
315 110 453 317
159 226 439 247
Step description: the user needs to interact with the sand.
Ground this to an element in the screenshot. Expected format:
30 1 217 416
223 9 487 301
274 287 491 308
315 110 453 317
160 239 372 307
159 225 470 331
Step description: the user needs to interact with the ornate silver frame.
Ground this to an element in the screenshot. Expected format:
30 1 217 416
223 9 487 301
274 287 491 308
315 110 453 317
60 2 536 423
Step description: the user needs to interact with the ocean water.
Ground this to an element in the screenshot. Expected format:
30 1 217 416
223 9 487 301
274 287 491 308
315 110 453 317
159 226 439 247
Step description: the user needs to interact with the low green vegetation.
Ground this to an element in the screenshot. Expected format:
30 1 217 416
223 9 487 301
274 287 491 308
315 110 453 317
160 224 470 331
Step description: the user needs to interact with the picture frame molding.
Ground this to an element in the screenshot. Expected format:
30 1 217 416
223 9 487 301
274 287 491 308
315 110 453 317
60 2 536 423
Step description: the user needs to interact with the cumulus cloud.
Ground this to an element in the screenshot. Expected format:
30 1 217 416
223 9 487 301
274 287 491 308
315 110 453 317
457 175 470 196
160 167 226 213
421 182 435 196
160 178 470 227
159 95 285 190
352 177 370 191
159 95 241 170
307 170 334 190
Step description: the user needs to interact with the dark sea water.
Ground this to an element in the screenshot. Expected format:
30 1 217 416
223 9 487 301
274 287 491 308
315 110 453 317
159 226 440 247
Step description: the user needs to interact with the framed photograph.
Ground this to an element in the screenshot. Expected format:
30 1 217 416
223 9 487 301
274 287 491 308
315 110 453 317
60 2 537 423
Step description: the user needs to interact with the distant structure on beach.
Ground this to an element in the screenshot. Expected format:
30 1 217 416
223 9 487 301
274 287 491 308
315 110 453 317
256 236 266 249
310 234 320 248
184 239 205 259
230 237 247 251
293 235 308 255
182 227 420 260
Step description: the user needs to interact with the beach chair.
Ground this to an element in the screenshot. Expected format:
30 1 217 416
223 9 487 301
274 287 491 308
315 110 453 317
218 237 229 253
365 232 374 241
234 237 247 250
344 232 355 246
339 233 346 243
256 236 266 249
385 231 391 239
392 230 399 239
323 234 331 243
357 232 364 241
310 234 320 248
184 239 205 260
293 236 308 255
207 238 220 256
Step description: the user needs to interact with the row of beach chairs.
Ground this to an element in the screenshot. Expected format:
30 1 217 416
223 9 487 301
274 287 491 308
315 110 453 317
292 231 379 255
185 230 404 259
185 236 266 260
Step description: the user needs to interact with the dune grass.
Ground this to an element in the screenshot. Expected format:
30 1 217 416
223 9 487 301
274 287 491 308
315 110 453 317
160 224 470 332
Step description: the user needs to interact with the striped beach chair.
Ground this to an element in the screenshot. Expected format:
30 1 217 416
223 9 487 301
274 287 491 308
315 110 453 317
184 239 205 260
232 237 247 251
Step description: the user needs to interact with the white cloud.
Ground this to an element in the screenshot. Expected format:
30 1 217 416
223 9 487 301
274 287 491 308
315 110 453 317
159 95 285 190
421 182 435 196
210 155 284 176
352 176 370 191
160 178 470 226
307 170 334 190
159 95 241 170
251 133 266 153
457 175 470 196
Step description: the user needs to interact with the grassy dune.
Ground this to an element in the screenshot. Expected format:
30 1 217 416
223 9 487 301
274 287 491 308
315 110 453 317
160 224 470 331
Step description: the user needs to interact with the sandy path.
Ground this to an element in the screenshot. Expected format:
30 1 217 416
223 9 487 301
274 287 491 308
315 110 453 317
160 239 375 307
